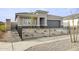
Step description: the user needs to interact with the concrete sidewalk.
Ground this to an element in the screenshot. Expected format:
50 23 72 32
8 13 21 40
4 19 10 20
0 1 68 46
0 34 79 51
0 35 71 51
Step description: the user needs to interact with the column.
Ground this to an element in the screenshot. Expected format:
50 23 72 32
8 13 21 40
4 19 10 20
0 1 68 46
61 20 63 28
44 17 47 26
37 17 40 26
16 16 21 26
6 19 11 31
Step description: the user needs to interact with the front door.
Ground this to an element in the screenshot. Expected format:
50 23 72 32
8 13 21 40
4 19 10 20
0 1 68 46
40 18 45 26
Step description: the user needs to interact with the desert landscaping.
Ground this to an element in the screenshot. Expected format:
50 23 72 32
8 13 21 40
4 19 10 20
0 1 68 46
0 9 79 51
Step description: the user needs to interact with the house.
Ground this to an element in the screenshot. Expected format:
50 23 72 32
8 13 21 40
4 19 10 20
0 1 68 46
15 10 63 28
15 10 79 39
15 10 79 28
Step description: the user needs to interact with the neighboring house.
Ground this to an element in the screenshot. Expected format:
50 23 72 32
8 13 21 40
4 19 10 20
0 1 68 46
15 10 63 28
62 13 79 27
0 21 4 25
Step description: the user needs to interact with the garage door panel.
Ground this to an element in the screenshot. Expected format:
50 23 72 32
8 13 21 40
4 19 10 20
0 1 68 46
47 20 60 28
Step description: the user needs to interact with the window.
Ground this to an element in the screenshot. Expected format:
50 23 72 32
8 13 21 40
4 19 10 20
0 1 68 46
20 16 31 19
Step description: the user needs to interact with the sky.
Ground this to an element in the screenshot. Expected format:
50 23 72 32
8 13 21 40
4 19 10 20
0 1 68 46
0 8 79 22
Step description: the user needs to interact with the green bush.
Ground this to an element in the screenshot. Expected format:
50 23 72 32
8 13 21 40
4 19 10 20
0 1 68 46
0 24 5 32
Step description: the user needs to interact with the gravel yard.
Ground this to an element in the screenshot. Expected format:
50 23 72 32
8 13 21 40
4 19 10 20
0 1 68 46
22 28 68 40
0 31 21 42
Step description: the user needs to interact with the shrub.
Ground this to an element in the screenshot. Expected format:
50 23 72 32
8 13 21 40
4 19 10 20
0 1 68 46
0 24 5 32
